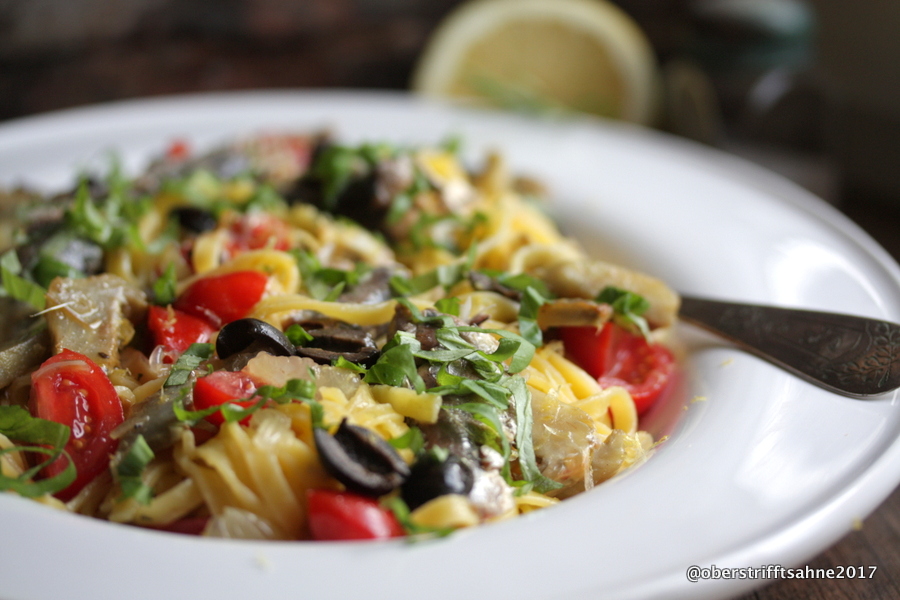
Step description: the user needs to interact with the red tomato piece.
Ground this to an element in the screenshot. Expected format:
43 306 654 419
29 349 124 500
192 370 262 426
173 270 268 328
559 323 675 416
147 305 215 357
226 213 292 256
307 489 404 541
165 139 191 161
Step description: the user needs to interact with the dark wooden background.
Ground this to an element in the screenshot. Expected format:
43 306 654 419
1 1 898 598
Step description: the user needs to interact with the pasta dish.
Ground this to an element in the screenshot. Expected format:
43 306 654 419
0 132 679 540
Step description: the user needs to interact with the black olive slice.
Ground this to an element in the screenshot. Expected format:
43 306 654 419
171 207 218 233
314 419 410 497
400 453 474 511
295 326 380 366
215 318 296 359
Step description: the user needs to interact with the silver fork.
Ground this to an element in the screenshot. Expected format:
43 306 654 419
678 295 900 397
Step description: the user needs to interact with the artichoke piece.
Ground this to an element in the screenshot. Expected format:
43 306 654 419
44 274 148 368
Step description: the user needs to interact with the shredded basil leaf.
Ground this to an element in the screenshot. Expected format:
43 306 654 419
175 376 322 428
0 405 69 449
388 426 425 455
165 343 215 387
477 269 552 299
152 263 178 305
32 254 82 288
390 262 468 297
285 323 314 346
256 378 318 405
292 250 370 300
310 143 393 211
596 286 651 338
455 326 535 374
116 434 155 504
429 376 510 410
173 395 231 424
332 356 367 374
384 192 414 226
0 250 46 310
517 286 546 347
434 297 460 316
364 337 426 393
454 401 511 480
243 183 288 213
65 173 147 251
0 406 76 497
507 377 562 493
381 496 454 539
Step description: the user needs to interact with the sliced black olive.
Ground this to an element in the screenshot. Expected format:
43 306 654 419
401 453 474 511
337 267 397 305
468 271 523 301
172 207 218 234
295 325 380 366
215 318 296 359
386 302 443 351
314 419 410 497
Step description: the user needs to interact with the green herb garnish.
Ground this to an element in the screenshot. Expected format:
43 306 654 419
285 323 314 346
596 286 651 338
165 343 215 387
116 434 155 504
0 406 75 497
0 250 46 310
152 263 178 305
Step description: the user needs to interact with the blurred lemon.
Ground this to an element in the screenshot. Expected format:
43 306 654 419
411 0 660 124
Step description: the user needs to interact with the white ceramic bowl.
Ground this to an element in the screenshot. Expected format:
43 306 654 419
1 91 899 600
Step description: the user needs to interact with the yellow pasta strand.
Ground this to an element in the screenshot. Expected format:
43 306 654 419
249 296 397 327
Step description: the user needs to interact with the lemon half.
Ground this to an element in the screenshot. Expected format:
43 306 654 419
412 0 660 124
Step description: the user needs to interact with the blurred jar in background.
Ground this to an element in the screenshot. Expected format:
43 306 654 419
618 0 900 211
617 0 819 146
807 0 900 208
615 0 839 202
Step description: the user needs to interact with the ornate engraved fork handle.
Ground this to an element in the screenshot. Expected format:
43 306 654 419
679 295 900 397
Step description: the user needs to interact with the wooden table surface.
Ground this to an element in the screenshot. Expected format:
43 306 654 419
733 201 900 600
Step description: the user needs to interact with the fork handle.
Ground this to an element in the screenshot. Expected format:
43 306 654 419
678 295 900 397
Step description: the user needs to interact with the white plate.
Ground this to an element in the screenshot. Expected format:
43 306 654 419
1 91 899 600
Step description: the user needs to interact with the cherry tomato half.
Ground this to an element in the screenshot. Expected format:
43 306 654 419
174 270 268 328
147 305 215 357
192 370 262 426
165 139 191 161
29 349 124 500
226 213 292 257
307 489 404 541
559 322 675 415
